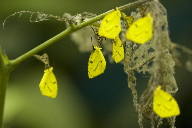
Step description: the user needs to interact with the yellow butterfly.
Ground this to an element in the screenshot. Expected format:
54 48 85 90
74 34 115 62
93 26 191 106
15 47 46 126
112 37 124 63
121 12 134 27
88 46 106 78
34 53 58 98
39 67 58 98
153 86 180 118
98 8 121 39
126 13 153 44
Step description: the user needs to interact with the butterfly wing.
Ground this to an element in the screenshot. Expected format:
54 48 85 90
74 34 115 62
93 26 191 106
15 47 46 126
112 37 124 63
126 13 153 44
39 67 58 98
88 46 106 78
98 9 121 39
153 86 180 118
121 12 134 27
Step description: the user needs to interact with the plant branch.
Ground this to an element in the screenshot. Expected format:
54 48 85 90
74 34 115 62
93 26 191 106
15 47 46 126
9 0 152 71
171 42 192 55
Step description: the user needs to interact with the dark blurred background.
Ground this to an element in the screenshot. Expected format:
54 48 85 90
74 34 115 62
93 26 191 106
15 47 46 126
0 0 192 128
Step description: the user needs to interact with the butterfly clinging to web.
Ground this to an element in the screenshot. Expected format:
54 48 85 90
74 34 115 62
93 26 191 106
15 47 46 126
34 53 58 98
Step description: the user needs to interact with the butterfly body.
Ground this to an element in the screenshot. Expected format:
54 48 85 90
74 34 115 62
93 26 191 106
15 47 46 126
126 13 153 44
34 53 58 98
98 8 121 39
39 67 58 98
88 46 106 78
112 37 124 63
153 86 180 118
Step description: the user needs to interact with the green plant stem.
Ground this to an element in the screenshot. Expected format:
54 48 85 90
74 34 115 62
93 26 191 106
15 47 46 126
0 72 10 127
0 49 11 127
